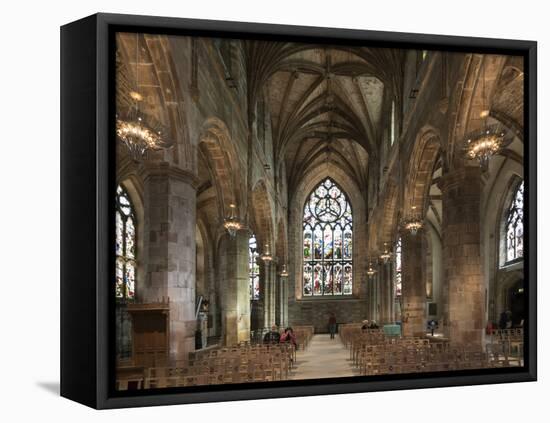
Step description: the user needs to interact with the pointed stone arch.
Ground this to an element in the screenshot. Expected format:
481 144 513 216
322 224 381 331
447 54 508 168
249 179 275 249
290 163 367 300
198 117 244 225
116 33 192 168
405 127 442 216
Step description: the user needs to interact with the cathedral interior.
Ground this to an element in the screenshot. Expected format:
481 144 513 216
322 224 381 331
114 32 525 389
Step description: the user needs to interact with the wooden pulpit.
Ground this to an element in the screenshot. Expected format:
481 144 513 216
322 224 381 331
127 300 170 368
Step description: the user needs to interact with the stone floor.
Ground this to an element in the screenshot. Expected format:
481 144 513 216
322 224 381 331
290 334 359 380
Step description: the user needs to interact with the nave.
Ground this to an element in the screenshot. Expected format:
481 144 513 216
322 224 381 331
290 334 358 380
114 32 526 390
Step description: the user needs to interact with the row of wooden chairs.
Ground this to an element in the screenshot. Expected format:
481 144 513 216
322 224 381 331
355 342 492 375
341 322 524 376
292 325 315 349
117 342 295 391
486 341 524 367
351 338 434 366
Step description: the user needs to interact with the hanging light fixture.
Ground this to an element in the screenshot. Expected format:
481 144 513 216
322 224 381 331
461 60 513 172
279 263 289 277
261 244 273 263
463 123 512 172
379 242 393 263
116 33 173 160
401 206 423 236
366 260 378 277
223 203 242 237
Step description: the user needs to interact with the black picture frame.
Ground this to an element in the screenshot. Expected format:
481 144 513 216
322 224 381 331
60 12 537 409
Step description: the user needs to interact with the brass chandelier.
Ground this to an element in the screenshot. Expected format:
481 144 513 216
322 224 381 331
116 34 172 160
462 62 512 172
463 123 512 172
401 206 423 236
223 203 242 237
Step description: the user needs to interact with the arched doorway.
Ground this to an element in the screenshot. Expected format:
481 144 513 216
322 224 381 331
507 279 525 326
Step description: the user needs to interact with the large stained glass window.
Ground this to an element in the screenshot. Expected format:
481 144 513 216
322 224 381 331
116 185 136 300
394 237 402 298
249 234 260 300
505 181 524 263
303 178 352 296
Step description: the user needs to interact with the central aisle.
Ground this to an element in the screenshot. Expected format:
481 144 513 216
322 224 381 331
290 334 359 380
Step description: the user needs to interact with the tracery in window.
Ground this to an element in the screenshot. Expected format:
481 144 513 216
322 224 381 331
249 234 260 300
303 178 352 296
505 181 524 263
116 185 136 300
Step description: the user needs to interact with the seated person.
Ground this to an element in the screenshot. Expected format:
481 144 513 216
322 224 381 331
280 327 297 348
369 320 379 329
361 320 370 330
263 325 281 344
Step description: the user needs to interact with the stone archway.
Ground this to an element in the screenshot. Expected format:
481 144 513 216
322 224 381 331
495 271 524 326
288 163 368 331
198 117 243 224
405 127 442 216
116 32 192 168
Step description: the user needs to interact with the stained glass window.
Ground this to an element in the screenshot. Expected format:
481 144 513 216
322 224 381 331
303 178 352 296
116 185 136 300
249 234 260 300
394 237 402 298
505 181 524 263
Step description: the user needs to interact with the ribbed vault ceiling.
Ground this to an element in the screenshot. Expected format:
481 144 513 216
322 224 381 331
247 42 405 192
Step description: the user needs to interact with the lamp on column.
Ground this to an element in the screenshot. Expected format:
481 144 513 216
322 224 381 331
401 206 423 236
279 263 289 277
366 260 378 278
260 244 273 263
223 203 242 237
379 242 393 263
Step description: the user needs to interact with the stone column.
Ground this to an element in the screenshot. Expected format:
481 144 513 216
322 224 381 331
262 263 271 328
276 275 287 327
401 231 426 337
379 261 392 324
281 276 289 328
367 270 378 321
268 265 277 327
441 166 483 346
275 274 281 327
219 231 250 346
206 261 218 338
374 265 381 323
142 165 198 363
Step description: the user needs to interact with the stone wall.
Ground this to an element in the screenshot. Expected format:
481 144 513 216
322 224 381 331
288 299 368 333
